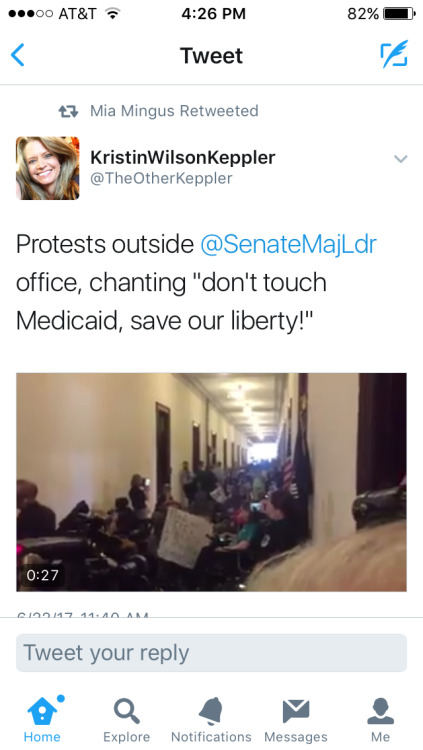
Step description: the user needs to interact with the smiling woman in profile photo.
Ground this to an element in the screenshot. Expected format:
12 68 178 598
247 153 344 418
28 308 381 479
16 136 79 200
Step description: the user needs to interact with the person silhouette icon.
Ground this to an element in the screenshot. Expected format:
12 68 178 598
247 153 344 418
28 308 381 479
367 698 394 725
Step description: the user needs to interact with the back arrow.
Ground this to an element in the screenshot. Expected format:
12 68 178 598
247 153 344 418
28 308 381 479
11 43 24 66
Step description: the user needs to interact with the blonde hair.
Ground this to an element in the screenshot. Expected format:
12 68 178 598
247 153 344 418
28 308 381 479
247 521 406 592
16 136 79 200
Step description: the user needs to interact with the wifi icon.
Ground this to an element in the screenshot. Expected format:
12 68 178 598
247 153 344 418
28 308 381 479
105 7 120 19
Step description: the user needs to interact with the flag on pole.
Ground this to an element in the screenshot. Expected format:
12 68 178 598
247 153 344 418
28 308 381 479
293 411 313 504
282 456 299 499
282 456 293 491
280 413 312 538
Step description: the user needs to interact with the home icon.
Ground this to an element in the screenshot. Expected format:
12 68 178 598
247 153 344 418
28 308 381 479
27 695 65 726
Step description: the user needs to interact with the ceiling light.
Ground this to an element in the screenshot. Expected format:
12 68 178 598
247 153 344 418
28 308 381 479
228 385 244 400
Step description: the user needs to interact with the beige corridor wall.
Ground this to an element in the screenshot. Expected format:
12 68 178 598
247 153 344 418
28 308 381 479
17 373 247 521
307 373 359 543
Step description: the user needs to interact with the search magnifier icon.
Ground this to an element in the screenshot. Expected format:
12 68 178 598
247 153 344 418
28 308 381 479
114 698 140 724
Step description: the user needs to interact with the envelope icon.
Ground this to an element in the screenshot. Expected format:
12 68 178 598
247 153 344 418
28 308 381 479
283 700 310 723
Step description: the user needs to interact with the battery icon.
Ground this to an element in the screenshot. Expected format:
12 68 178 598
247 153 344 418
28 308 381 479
383 7 416 18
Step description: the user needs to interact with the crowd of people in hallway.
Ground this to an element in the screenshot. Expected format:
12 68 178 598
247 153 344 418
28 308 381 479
17 460 308 591
17 460 406 592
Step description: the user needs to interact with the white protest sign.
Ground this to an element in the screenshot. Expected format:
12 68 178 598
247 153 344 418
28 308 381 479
158 508 212 569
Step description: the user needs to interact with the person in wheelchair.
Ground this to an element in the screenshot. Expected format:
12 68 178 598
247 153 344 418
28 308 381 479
108 497 139 536
214 489 302 583
255 489 302 562
17 480 56 539
192 505 263 589
215 504 262 554
57 500 90 533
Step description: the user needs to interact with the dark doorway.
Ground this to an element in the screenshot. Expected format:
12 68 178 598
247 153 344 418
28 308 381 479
211 432 217 466
236 444 240 468
156 403 171 496
223 438 228 470
192 422 200 473
231 441 235 468
356 374 406 494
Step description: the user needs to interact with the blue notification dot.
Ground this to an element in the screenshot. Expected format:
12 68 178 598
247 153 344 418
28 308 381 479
57 695 65 703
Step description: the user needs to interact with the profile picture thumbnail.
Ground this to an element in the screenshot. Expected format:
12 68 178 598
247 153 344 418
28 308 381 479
16 136 79 200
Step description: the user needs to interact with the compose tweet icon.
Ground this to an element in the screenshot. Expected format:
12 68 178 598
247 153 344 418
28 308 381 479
283 700 310 723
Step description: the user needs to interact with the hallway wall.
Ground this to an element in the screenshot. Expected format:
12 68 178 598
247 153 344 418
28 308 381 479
17 373 248 519
278 373 359 543
281 372 300 452
308 373 359 542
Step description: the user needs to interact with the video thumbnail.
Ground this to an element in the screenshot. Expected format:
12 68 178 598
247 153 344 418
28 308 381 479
16 373 406 592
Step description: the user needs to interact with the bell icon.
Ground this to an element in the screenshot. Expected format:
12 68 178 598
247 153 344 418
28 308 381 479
199 697 222 725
